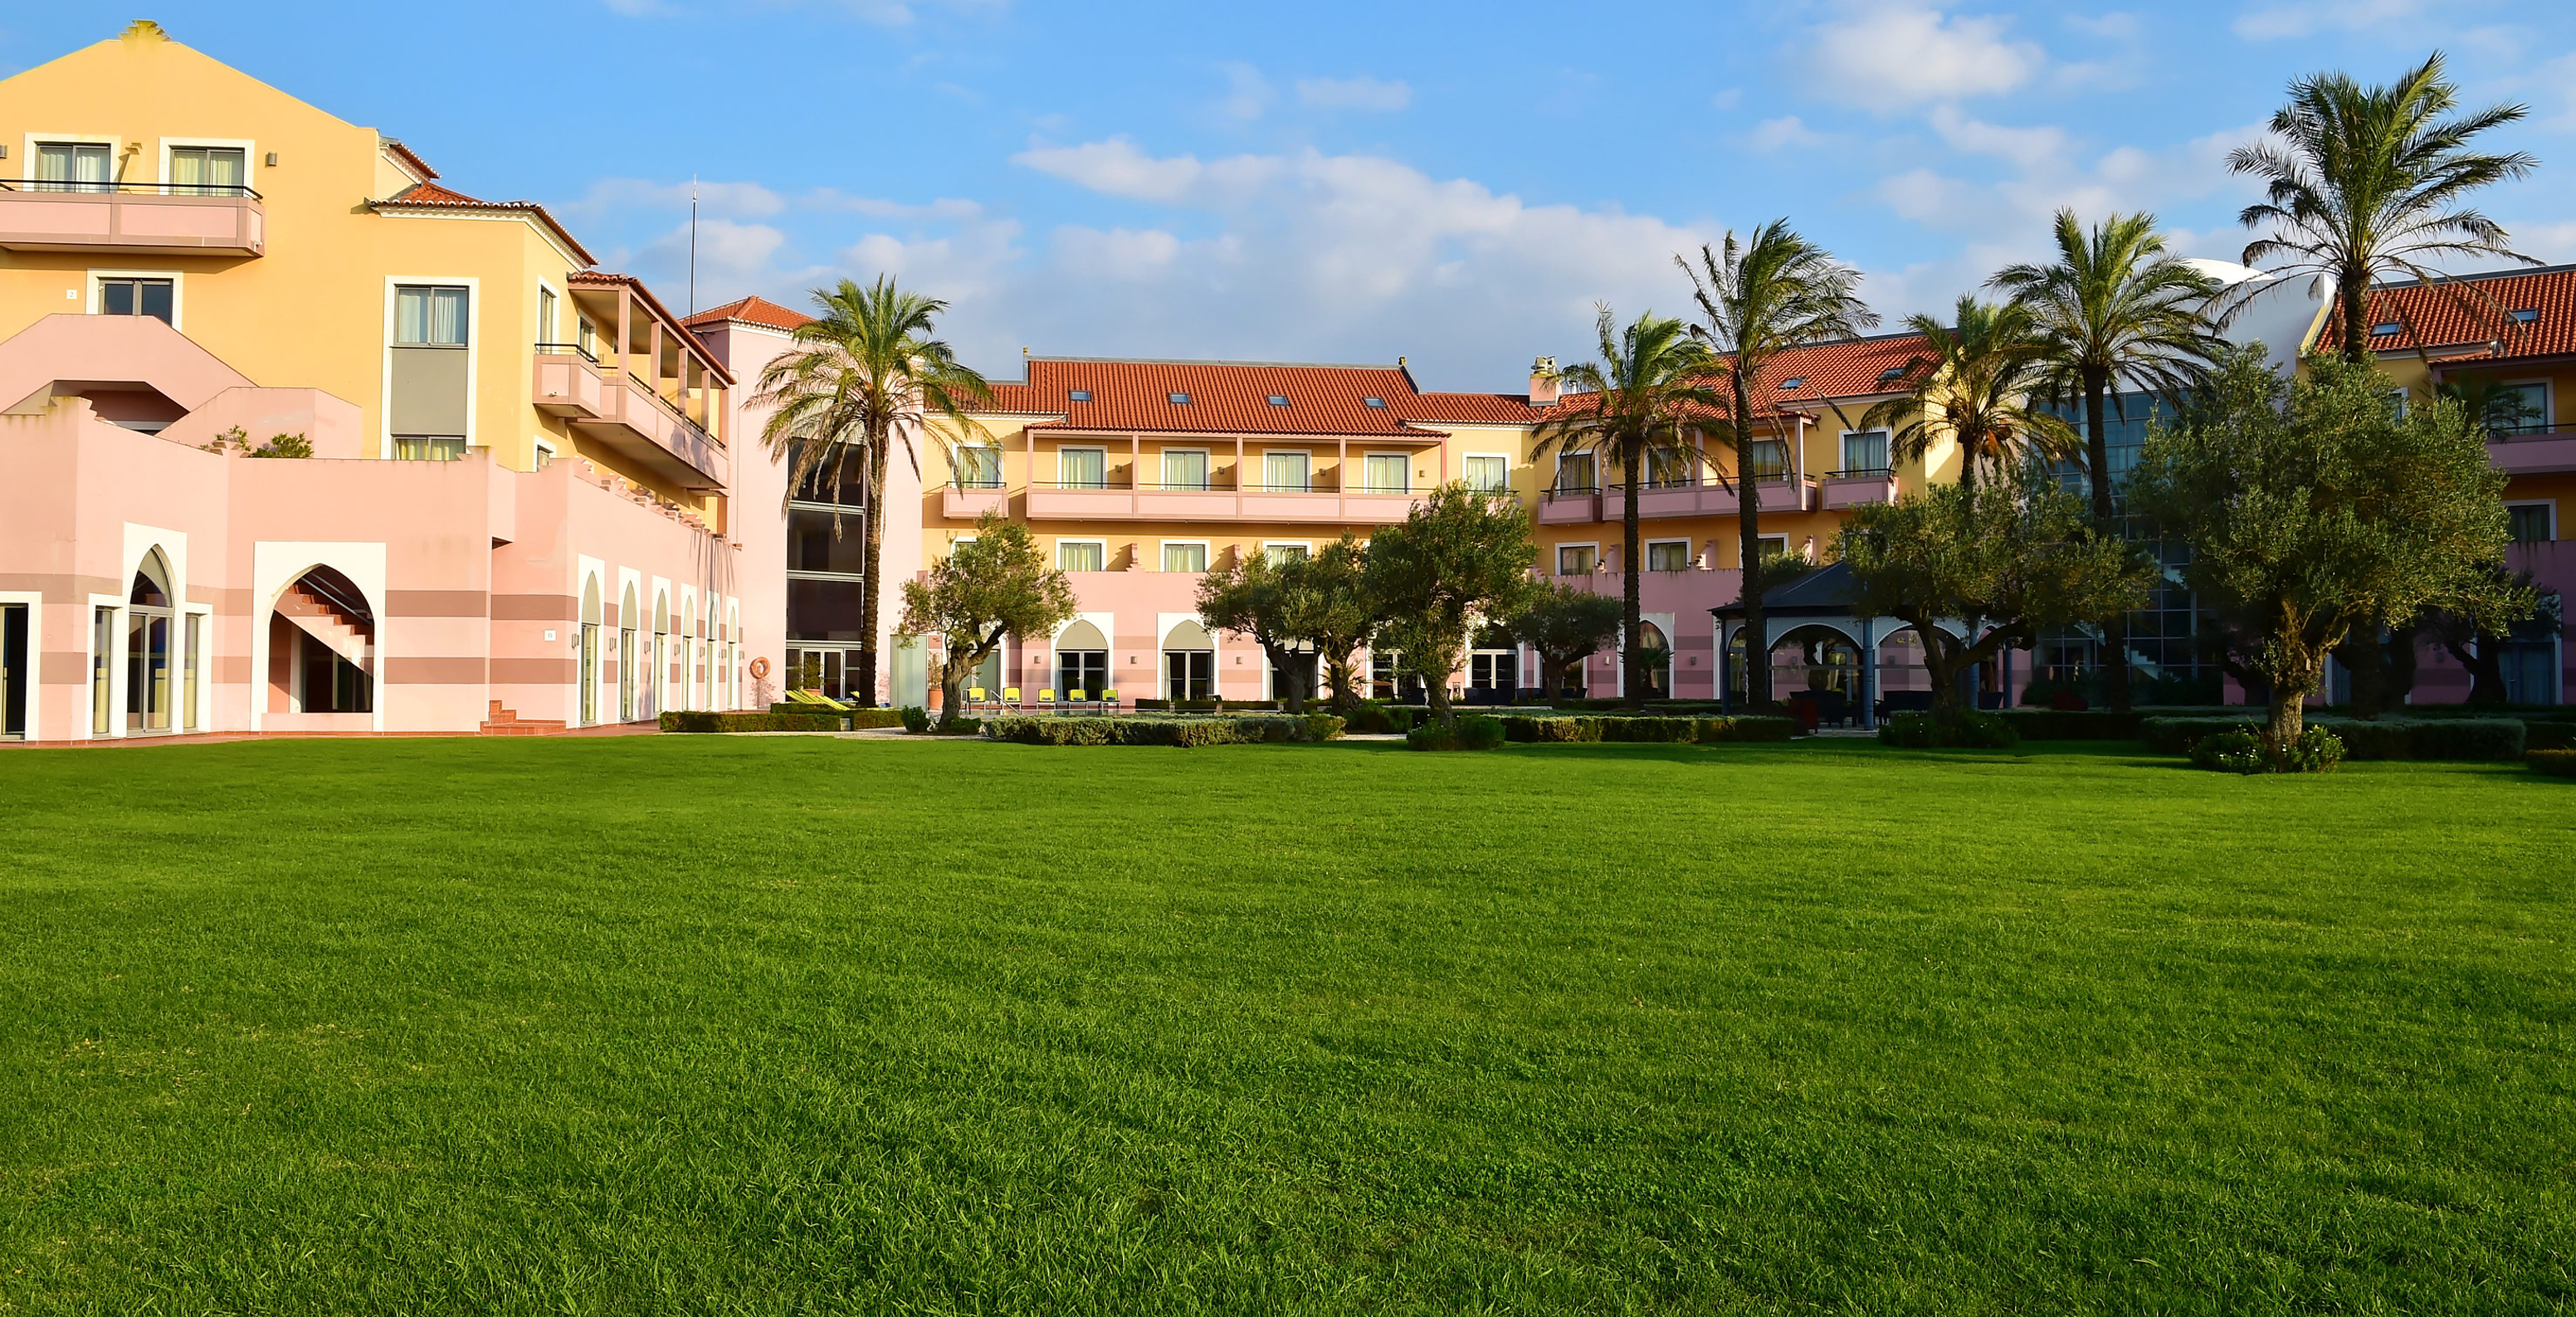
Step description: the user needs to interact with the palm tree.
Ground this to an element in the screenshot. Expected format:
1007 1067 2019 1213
1678 222 1876 712
2227 51 2538 363
1858 296 2076 504
754 276 992 706
1992 208 2227 712
1529 308 1716 708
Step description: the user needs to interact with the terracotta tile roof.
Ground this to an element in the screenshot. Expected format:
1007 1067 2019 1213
369 181 598 266
684 295 814 333
567 271 735 387
1549 332 1933 422
2365 266 2576 359
379 139 439 181
976 357 1541 436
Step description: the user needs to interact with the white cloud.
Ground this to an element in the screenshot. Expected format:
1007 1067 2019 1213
1808 1 2045 110
1749 116 1829 152
1928 105 2067 168
1295 76 1412 112
1216 61 1272 120
2063 10 2140 39
2232 0 2427 40
805 191 987 221
568 178 786 220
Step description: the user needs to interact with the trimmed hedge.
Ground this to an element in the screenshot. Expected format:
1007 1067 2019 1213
660 710 843 733
981 713 1344 747
1344 702 1428 735
1996 709 2145 741
2530 749 2576 778
769 705 904 729
1408 715 1507 752
2526 722 2576 751
1492 714 1796 744
2140 715 2527 761
1878 710 2018 749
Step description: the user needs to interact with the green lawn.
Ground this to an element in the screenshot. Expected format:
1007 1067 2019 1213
2 735 2570 1315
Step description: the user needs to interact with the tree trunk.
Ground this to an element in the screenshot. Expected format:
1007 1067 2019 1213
2447 634 2510 704
856 434 889 705
2340 268 2370 363
936 669 966 729
1263 641 1309 714
2085 365 2132 715
1621 436 1645 710
1425 658 1456 727
1734 378 1769 711
1923 638 1969 726
2266 688 2305 754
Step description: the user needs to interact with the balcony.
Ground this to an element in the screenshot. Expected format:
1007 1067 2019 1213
1822 468 1900 509
568 368 726 491
0 181 264 257
2487 424 2576 476
531 346 605 418
941 485 1007 518
1576 477 1820 522
1022 480 1426 524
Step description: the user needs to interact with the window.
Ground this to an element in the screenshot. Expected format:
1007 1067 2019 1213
394 285 469 346
955 445 1002 489
2513 309 2540 324
1168 392 1191 405
1363 454 1408 493
2371 320 2403 338
1758 534 1788 555
787 578 865 641
1363 397 1386 408
1162 542 1209 573
1641 447 1694 489
126 564 172 732
537 285 557 345
1557 544 1598 575
792 443 866 506
167 145 246 193
1059 447 1107 489
2508 503 2555 544
2489 382 2550 435
91 607 112 735
1840 429 1891 474
534 439 556 471
1262 451 1310 492
1464 455 1507 491
788 510 867 573
36 141 111 193
1878 365 1907 385
1744 440 1788 480
1266 395 1290 407
578 316 597 358
1058 540 1106 572
1556 451 1598 493
1068 389 1091 402
1162 448 1210 490
98 277 175 325
1264 543 1310 566
1777 377 1805 391
1647 540 1691 572
393 436 465 461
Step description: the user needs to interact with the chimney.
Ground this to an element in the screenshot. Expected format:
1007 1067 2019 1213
1529 355 1560 405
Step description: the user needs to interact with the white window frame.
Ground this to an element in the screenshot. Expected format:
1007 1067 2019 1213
1361 451 1411 494
536 278 562 347
154 136 257 194
1258 448 1314 492
1461 451 1511 492
380 275 481 459
88 268 184 329
534 437 558 471
1057 446 1108 488
1159 539 1212 573
26 133 117 189
1159 446 1212 490
954 442 1003 489
1555 450 1599 492
1756 534 1789 558
1056 538 1109 572
1644 538 1692 572
2499 378 2554 431
2505 500 2557 543
1555 541 1600 576
1837 427 1892 474
1260 540 1312 566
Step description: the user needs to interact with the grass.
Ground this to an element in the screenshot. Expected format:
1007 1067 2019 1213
2 735 2570 1315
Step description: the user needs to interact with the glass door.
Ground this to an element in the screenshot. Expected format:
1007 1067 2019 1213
1263 451 1310 492
1 604 26 739
1165 650 1213 701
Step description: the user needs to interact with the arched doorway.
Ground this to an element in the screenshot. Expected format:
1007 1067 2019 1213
269 565 374 715
578 576 602 725
1163 620 1213 701
618 583 640 722
1633 620 1671 700
127 550 174 731
1056 620 1109 699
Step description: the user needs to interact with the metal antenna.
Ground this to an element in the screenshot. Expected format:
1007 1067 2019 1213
687 177 699 319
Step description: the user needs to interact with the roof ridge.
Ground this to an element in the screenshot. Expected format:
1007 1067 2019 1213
1031 354 1410 372
2371 261 2576 290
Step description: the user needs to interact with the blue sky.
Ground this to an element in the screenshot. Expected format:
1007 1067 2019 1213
11 1 2576 390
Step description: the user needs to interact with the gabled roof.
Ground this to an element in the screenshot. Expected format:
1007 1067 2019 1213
379 138 439 182
974 356 1548 436
368 180 597 267
1550 331 1934 425
2364 265 2576 361
568 271 735 387
684 295 813 334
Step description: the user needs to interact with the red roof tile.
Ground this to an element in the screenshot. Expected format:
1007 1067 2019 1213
369 181 598 266
568 271 734 387
1550 332 1933 422
684 295 814 333
2365 266 2576 359
977 358 1539 436
380 139 439 181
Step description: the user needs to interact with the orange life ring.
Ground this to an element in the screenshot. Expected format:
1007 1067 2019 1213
749 656 772 680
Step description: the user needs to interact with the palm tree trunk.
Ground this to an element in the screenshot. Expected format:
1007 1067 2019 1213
2086 367 2131 714
856 431 889 705
2340 268 2370 363
1734 383 1769 711
1622 437 1645 710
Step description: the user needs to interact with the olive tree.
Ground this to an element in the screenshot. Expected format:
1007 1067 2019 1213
897 512 1076 728
1364 484 1539 727
1505 582 1623 705
2130 349 2526 751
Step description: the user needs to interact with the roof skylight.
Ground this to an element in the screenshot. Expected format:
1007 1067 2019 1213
1778 377 1806 390
2371 321 2403 337
1363 397 1386 407
1266 395 1290 407
1068 388 1091 402
2513 308 2540 324
1168 392 1191 404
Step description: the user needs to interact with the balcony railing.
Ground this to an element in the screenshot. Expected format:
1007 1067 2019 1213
0 178 265 256
2485 424 2576 476
534 340 598 364
1012 479 1420 524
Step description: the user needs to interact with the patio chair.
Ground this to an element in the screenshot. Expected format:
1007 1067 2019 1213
965 685 988 714
1065 688 1086 714
1002 686 1022 710
1098 687 1119 713
1037 687 1057 713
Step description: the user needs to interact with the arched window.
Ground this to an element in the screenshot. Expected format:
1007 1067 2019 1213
578 576 602 726
651 592 670 716
126 551 174 730
1163 620 1213 702
1634 621 1671 699
272 566 374 716
618 583 639 722
1056 620 1108 699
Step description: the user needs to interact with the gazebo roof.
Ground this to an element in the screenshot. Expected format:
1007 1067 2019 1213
1710 561 1861 620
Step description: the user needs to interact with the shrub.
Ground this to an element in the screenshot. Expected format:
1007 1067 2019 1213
658 710 842 733
1996 709 2145 741
2528 722 2576 752
980 715 1340 748
2139 716 2266 756
2185 724 2343 774
1345 701 1426 734
780 705 905 729
2398 719 2525 761
2188 729 2269 774
1406 715 1508 752
2281 724 2346 773
2530 749 2576 778
899 706 930 734
1491 713 1795 744
1877 710 2019 749
2144 715 2524 761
